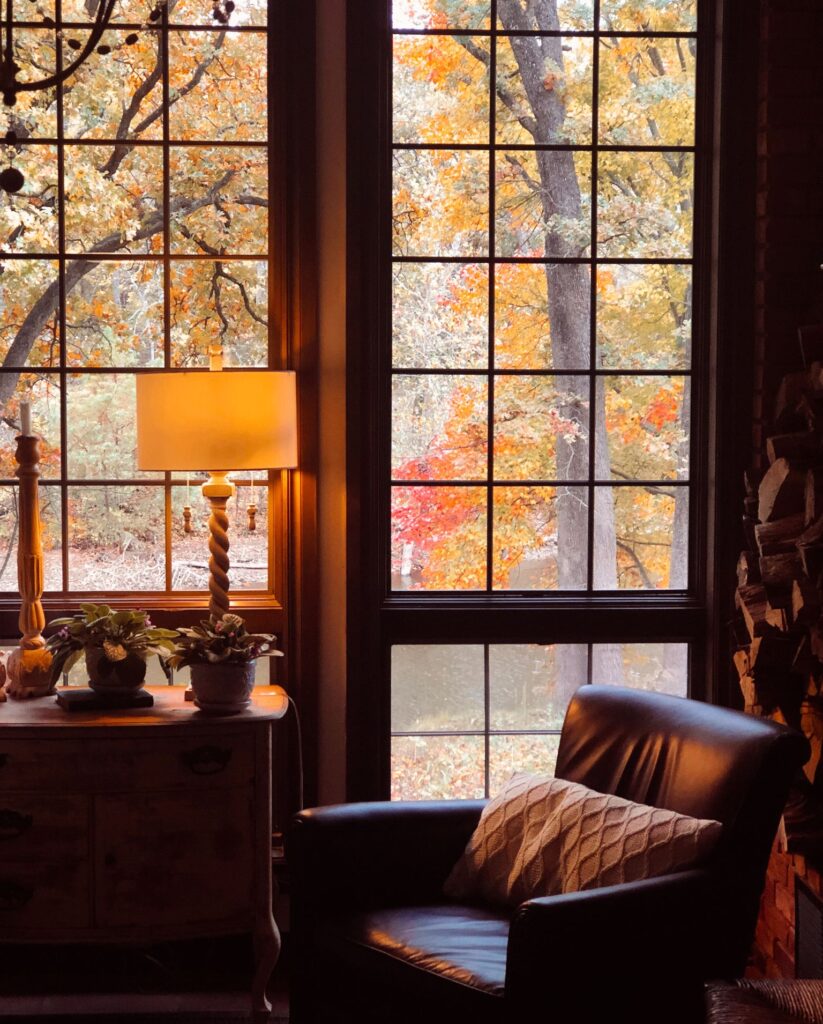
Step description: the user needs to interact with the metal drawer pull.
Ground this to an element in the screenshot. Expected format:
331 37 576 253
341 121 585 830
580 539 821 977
0 809 33 840
0 879 33 910
181 745 232 775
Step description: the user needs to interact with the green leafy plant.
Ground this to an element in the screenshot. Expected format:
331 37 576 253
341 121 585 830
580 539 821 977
168 613 283 670
45 603 178 679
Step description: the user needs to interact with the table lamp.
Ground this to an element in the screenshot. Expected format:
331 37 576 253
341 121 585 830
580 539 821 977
136 367 297 619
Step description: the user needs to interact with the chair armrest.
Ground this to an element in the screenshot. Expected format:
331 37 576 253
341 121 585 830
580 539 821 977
506 869 717 1023
286 800 485 912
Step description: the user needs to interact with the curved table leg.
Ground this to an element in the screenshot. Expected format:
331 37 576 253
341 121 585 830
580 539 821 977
252 909 282 1024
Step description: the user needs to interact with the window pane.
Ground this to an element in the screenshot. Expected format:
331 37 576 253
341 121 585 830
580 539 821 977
169 147 268 255
394 263 488 370
392 374 487 481
392 644 484 732
594 485 688 590
393 35 489 145
391 735 486 800
393 150 489 257
495 263 591 371
489 735 560 794
489 643 587 729
599 0 696 31
592 642 688 697
497 0 593 31
170 260 268 367
62 30 163 141
496 150 591 258
64 145 163 255
599 37 695 147
496 36 593 146
0 147 59 255
392 485 487 590
596 264 692 370
168 31 267 142
173 0 268 24
0 483 62 592
494 375 589 481
66 374 161 480
393 0 491 29
67 485 165 590
598 151 693 259
0 260 60 367
171 481 268 592
598 375 689 482
493 486 588 590
63 0 152 21
0 374 61 479
65 260 164 368
9 30 57 137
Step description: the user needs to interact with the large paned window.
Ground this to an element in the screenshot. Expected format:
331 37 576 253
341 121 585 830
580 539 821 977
0 0 281 621
377 0 710 798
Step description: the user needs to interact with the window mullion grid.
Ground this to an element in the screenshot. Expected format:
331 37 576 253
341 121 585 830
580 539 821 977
483 642 490 797
486 2 497 594
56 0 69 593
586 0 601 595
162 5 172 593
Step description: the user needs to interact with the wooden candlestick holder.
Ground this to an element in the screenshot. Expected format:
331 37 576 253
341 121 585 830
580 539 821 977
4 434 54 700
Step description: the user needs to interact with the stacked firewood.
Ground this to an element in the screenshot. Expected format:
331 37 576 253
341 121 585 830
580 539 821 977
735 326 823 818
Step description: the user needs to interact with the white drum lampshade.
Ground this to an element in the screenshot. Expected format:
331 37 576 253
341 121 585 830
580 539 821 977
136 370 297 471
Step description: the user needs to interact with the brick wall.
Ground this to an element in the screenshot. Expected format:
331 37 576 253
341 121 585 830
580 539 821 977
749 0 823 979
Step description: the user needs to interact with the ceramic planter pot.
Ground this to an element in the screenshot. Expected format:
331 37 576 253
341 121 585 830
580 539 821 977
85 646 147 693
189 661 255 715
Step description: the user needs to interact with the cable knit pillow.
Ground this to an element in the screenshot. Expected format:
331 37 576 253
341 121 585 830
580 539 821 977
443 773 722 909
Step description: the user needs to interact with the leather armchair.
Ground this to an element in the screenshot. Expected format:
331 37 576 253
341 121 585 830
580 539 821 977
286 686 809 1024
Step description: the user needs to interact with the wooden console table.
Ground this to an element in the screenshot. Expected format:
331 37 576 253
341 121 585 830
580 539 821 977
0 685 288 1022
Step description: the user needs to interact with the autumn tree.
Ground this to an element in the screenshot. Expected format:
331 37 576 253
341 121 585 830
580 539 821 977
391 0 695 691
0 0 270 590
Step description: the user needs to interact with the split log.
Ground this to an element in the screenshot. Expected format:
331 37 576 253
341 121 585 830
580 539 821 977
806 468 823 525
799 544 823 580
793 578 822 628
744 468 762 498
739 673 757 710
742 515 759 553
765 607 789 631
733 648 751 679
737 550 761 588
801 700 823 787
797 393 823 433
758 458 806 522
767 433 820 465
744 496 760 519
736 584 771 640
755 514 805 555
775 371 810 431
798 515 823 548
759 553 803 588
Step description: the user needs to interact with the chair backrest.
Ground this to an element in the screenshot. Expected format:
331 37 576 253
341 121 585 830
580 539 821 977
556 685 809 973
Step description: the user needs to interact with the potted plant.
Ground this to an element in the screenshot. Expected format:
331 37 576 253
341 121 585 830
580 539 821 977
46 604 178 694
168 613 283 714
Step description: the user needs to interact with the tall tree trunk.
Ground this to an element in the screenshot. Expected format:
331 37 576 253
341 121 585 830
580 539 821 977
499 1 624 694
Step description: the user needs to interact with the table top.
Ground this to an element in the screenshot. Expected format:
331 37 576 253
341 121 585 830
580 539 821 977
0 685 289 730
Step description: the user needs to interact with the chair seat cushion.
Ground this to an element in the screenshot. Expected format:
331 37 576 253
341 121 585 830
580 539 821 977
314 904 508 1018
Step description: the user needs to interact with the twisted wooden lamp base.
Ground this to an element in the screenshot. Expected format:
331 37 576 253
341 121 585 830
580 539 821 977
203 471 234 621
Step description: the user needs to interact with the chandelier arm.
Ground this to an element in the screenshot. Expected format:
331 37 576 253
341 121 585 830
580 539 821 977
12 0 119 95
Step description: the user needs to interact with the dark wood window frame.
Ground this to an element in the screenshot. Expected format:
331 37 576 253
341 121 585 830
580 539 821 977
346 0 759 801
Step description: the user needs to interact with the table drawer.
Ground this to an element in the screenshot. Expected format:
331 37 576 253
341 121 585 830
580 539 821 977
0 859 90 931
85 734 253 791
0 793 88 859
0 740 87 792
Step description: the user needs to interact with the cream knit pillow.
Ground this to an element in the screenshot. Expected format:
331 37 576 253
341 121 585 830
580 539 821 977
444 773 722 909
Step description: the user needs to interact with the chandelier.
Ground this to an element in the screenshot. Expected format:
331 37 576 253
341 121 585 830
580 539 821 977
0 0 236 193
